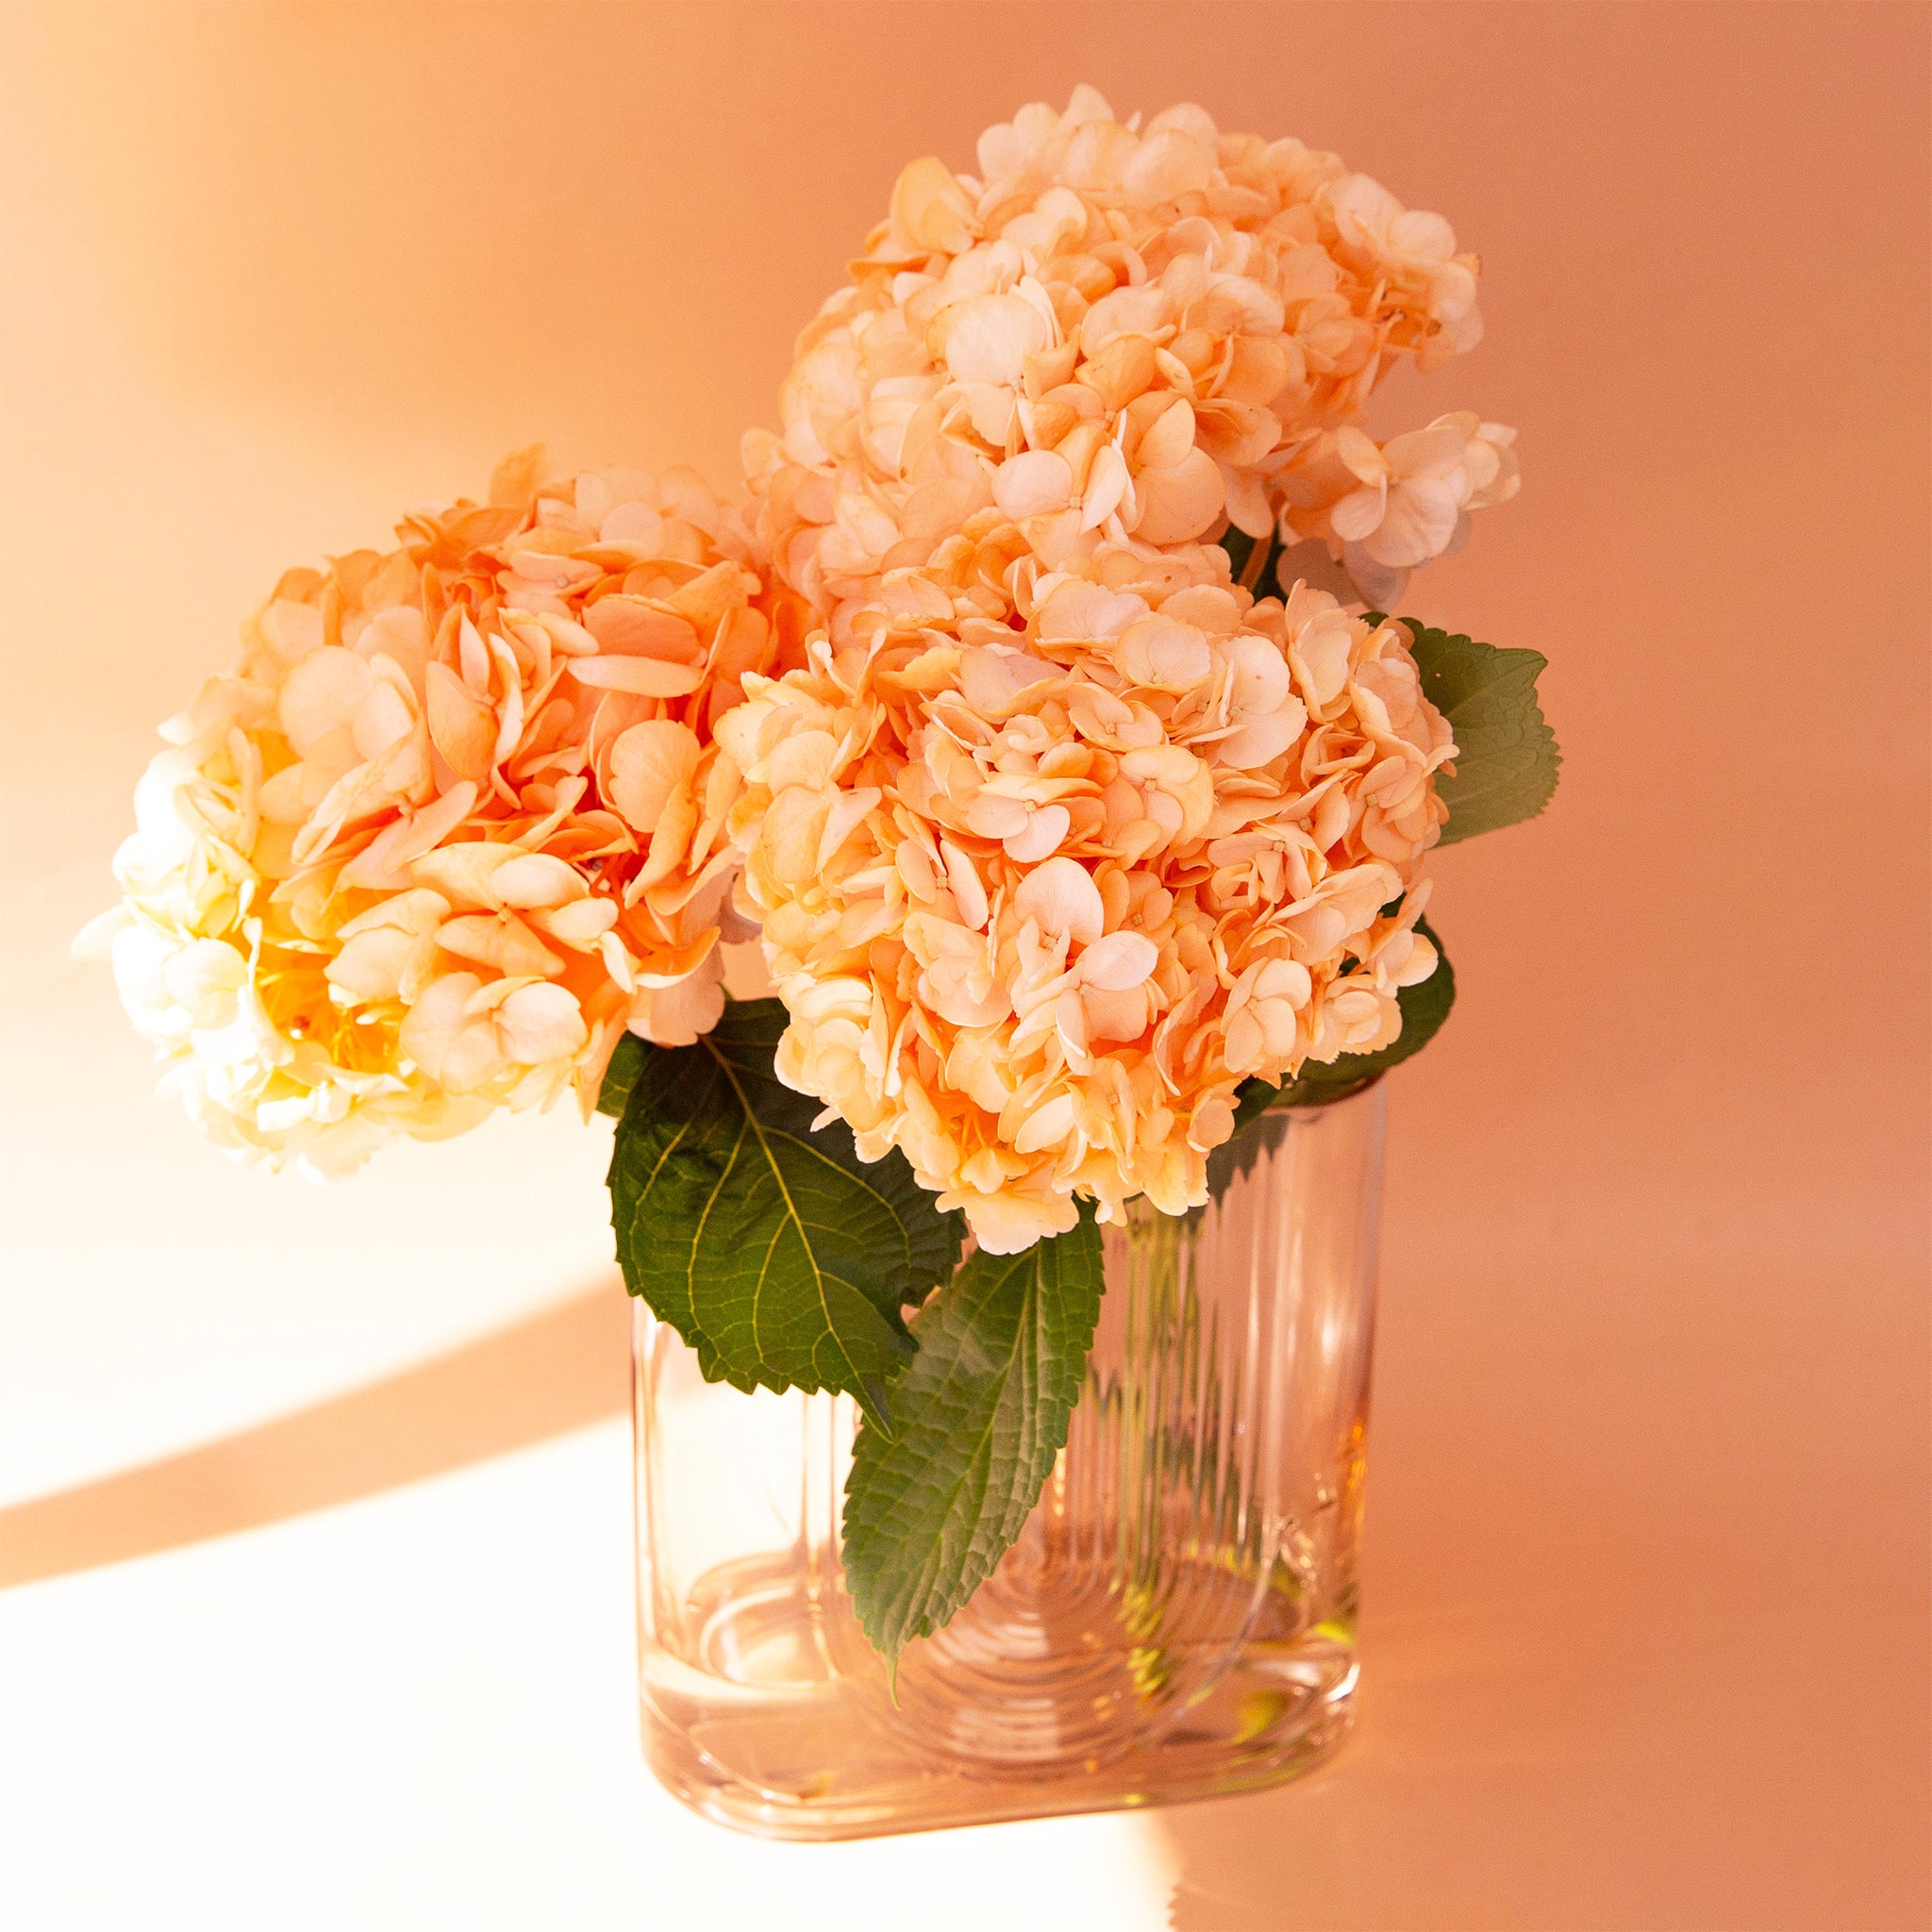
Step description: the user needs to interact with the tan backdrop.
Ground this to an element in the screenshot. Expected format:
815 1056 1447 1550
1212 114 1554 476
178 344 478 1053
2 5 1926 1928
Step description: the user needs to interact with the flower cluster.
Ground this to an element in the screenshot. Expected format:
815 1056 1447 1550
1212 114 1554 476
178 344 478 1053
81 452 802 1175
744 85 1517 631
88 92 1506 1253
723 541 1450 1252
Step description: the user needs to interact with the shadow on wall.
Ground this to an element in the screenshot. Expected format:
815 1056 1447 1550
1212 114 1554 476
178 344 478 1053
0 1278 632 1591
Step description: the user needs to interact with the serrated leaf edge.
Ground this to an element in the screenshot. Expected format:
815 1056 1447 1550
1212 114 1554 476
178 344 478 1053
843 1221 1100 1660
1396 621 1560 845
859 1247 1033 1647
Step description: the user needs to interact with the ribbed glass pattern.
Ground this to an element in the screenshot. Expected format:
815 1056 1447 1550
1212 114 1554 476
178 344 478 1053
632 1082 1384 1840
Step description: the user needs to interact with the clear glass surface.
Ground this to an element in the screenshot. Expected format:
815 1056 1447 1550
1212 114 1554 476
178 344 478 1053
630 1081 1386 1840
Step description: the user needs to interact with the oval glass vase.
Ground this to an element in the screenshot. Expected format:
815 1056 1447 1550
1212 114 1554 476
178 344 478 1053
630 1080 1385 1840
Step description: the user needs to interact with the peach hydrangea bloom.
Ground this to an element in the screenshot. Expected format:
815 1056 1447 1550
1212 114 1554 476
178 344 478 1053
744 85 1518 636
78 451 804 1177
721 538 1451 1253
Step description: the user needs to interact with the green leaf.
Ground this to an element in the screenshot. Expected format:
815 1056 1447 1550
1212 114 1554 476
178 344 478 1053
841 1209 1106 1661
595 1030 645 1119
1208 920 1457 1195
606 999 965 1429
1396 621 1561 843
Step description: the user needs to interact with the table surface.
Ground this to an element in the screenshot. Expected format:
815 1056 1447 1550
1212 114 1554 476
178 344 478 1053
3 6 1927 1928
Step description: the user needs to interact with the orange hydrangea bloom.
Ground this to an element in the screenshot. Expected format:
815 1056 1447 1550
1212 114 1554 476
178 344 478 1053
722 538 1450 1253
79 452 806 1175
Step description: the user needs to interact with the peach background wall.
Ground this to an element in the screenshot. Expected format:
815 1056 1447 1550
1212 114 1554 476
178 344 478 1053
2 4 1926 1928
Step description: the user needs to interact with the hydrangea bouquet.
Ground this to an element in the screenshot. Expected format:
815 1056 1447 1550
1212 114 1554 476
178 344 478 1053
82 90 1557 1667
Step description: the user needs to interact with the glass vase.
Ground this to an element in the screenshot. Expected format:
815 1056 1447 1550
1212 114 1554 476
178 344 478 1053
629 1080 1386 1840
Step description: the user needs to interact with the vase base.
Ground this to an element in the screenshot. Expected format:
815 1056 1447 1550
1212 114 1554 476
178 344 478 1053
638 1635 1357 1841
